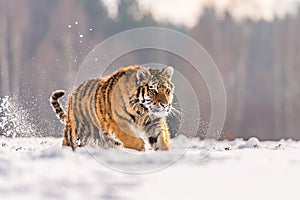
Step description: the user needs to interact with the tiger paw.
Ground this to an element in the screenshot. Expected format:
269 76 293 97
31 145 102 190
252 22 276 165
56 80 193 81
115 140 125 149
106 138 124 149
149 135 170 151
148 136 158 151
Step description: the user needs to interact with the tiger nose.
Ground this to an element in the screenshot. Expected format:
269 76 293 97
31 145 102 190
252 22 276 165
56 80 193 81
159 103 168 108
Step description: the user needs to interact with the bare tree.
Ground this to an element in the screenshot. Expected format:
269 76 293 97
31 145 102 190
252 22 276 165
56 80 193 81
0 0 10 96
0 0 29 98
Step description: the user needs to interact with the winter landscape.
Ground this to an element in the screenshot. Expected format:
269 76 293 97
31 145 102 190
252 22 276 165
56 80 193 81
1 95 298 200
1 0 300 200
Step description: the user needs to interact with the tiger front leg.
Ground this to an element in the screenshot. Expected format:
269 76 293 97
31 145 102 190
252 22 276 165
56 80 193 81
148 122 171 151
149 131 170 151
111 125 146 151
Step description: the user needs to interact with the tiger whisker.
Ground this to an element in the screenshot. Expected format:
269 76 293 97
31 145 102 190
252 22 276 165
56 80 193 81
169 108 181 120
171 106 184 114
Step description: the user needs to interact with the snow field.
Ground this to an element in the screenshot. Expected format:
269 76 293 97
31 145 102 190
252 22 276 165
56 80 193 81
0 136 300 200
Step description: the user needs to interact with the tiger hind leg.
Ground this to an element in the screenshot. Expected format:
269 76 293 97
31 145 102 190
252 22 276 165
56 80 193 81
62 125 70 147
62 122 78 151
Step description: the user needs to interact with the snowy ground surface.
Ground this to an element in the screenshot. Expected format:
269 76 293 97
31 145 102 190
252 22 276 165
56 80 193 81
0 135 300 200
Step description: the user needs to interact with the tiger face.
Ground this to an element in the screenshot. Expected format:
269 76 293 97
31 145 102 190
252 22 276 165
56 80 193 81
135 66 174 118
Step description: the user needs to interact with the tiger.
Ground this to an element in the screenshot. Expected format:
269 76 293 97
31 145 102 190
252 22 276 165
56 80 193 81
50 65 175 151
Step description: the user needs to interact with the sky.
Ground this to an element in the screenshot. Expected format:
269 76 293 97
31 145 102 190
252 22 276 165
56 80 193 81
101 0 300 28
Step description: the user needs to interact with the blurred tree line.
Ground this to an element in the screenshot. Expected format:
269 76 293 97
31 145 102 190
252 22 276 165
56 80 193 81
0 0 299 140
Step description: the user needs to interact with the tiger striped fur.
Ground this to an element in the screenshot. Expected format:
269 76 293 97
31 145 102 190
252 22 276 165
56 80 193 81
50 65 174 151
50 90 67 124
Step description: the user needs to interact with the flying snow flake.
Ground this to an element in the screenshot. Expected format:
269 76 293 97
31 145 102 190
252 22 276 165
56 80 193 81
79 34 83 38
89 28 93 31
68 25 72 28
94 58 98 61
0 96 37 137
75 21 78 25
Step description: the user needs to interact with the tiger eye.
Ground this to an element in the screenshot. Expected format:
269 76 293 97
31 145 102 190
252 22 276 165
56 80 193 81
149 90 156 96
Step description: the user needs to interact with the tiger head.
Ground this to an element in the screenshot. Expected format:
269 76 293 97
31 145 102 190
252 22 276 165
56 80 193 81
135 66 174 118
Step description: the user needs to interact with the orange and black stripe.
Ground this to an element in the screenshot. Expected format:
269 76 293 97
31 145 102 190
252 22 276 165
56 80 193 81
50 65 173 151
50 90 66 124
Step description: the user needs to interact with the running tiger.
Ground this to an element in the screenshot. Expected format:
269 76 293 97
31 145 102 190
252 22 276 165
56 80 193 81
50 65 175 151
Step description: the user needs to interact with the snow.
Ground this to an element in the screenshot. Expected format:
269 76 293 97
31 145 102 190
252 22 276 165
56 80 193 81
0 136 299 200
0 96 37 138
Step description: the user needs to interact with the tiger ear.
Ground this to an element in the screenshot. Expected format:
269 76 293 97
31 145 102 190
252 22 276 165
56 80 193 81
136 67 151 84
162 66 174 80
